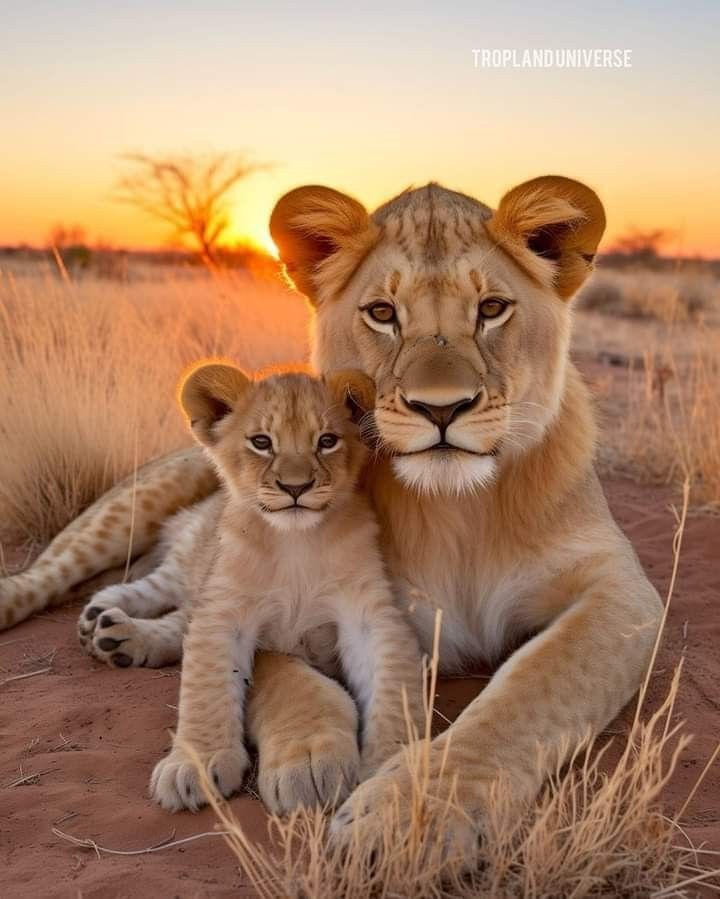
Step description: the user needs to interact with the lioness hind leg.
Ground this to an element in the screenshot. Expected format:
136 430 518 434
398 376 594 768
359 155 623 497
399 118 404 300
87 608 186 668
0 447 217 632
247 652 361 815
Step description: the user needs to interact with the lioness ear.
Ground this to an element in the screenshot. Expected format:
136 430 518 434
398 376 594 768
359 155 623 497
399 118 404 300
179 362 252 446
325 369 376 423
270 186 378 304
488 175 606 300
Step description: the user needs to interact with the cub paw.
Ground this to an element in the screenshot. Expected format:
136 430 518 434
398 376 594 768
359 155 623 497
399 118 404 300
150 744 250 812
82 607 147 668
258 727 360 816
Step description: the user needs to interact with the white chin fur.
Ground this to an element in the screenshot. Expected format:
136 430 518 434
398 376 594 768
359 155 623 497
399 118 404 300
262 508 323 532
392 452 497 496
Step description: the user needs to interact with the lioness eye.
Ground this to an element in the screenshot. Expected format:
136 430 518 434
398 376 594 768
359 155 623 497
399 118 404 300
478 298 508 320
249 434 272 451
367 302 396 324
318 433 339 451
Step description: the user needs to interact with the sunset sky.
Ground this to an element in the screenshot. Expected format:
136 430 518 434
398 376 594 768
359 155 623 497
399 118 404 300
2 0 719 256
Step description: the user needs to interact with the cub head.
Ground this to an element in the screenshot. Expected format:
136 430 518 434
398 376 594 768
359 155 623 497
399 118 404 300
270 176 605 495
179 363 374 531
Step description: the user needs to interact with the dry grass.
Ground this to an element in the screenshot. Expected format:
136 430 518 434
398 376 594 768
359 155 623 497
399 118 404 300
200 676 711 898
587 324 720 509
191 487 719 898
0 266 308 542
579 266 720 324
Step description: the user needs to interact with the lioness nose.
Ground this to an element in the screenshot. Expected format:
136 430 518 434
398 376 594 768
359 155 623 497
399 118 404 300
276 479 315 501
404 395 480 432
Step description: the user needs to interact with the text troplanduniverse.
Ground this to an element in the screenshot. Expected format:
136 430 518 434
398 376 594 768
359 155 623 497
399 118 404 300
472 48 633 69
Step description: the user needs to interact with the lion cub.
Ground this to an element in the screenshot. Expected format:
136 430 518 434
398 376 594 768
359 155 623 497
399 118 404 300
149 363 424 812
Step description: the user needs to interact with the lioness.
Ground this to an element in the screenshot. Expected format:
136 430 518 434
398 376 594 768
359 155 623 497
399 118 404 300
0 176 662 854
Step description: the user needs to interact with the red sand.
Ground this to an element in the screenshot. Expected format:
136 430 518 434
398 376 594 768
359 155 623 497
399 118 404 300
1 479 718 898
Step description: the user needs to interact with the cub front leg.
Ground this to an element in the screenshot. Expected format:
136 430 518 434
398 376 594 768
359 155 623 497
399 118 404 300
338 588 425 778
151 615 256 811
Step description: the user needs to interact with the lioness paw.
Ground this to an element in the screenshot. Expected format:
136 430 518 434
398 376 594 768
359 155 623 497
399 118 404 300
331 757 482 868
150 744 250 812
258 727 360 816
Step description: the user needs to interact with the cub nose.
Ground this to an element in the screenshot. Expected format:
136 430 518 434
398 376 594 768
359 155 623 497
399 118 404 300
276 479 315 501
404 394 480 433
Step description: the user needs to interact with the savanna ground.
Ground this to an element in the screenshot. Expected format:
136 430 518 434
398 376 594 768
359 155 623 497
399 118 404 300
0 253 719 897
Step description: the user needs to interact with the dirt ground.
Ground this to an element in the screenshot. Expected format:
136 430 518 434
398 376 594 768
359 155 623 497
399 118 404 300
1 477 719 898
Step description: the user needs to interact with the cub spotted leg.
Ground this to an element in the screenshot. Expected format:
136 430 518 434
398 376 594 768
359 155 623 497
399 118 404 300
247 652 361 815
0 447 217 631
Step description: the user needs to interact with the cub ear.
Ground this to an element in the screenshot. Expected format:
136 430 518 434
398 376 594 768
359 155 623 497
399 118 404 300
179 362 252 446
325 369 376 423
488 175 606 300
269 185 378 304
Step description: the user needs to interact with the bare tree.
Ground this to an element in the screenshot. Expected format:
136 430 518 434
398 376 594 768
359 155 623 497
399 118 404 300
115 152 261 263
609 228 670 260
48 223 87 249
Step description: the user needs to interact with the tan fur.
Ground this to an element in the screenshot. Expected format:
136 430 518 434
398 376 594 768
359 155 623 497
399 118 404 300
143 366 424 812
0 175 662 856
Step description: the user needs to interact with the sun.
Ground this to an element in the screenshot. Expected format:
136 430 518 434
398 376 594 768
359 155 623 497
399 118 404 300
225 219 278 257
255 228 279 258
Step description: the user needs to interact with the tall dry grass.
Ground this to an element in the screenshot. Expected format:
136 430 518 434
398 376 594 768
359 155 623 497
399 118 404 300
580 316 720 509
579 267 720 324
0 266 309 543
197 675 709 898
613 335 720 507
574 263 720 508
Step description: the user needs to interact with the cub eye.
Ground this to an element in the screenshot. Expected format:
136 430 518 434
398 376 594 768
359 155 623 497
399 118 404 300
367 302 397 324
318 433 339 451
249 434 272 451
478 298 508 320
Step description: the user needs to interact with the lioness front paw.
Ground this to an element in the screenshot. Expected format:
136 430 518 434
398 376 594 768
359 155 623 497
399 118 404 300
150 743 250 812
331 752 481 867
258 727 360 816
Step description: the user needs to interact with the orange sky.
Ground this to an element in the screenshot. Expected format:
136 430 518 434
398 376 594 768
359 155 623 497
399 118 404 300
2 2 719 257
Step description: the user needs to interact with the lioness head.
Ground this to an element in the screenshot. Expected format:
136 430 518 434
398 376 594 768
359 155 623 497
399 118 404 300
179 363 374 530
270 176 605 495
